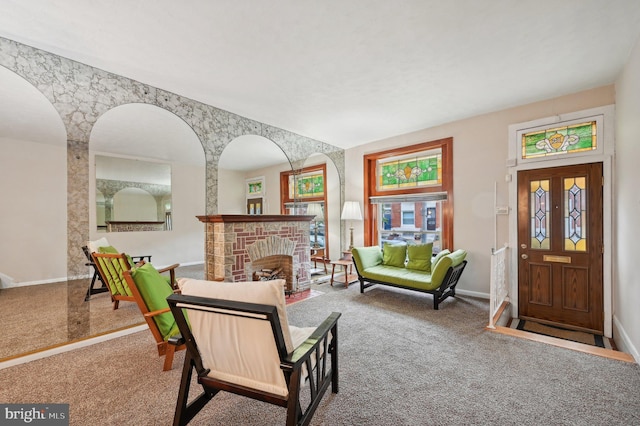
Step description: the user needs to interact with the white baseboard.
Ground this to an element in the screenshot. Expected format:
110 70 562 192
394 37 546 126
0 324 149 370
613 315 640 363
1 276 73 289
177 261 205 267
1 261 205 289
456 288 490 299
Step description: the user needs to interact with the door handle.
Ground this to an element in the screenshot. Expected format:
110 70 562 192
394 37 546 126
521 254 528 259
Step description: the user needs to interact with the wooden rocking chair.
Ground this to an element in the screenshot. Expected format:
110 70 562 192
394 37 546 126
166 278 341 426
122 261 185 371
83 237 152 301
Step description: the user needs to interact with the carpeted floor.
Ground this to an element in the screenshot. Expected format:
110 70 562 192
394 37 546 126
1 280 639 425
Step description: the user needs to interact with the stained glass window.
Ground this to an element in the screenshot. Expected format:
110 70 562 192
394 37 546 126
530 180 550 250
288 171 324 199
522 121 596 160
377 151 441 190
564 176 587 252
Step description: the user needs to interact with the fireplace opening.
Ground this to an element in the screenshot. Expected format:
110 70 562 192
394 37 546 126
250 254 295 293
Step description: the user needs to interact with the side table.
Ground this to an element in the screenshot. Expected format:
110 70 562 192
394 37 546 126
330 256 358 287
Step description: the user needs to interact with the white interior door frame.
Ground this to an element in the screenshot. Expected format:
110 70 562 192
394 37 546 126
506 105 614 337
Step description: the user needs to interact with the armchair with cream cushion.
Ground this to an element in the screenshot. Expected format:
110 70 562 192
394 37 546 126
167 278 341 426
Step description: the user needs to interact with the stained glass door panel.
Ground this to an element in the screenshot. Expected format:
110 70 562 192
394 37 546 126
517 163 603 333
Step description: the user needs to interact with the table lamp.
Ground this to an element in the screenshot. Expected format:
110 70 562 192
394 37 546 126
341 201 362 251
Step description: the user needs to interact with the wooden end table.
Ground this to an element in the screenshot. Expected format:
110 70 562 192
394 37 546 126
330 256 358 287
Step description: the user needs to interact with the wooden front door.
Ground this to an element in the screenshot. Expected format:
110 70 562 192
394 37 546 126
517 163 603 334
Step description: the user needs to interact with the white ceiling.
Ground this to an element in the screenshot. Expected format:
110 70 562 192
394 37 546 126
1 0 640 149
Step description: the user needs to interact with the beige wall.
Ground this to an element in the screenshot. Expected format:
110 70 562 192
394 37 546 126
0 137 67 283
614 35 640 360
345 85 615 297
218 168 246 214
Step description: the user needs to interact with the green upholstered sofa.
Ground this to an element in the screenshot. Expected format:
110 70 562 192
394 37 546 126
351 244 468 309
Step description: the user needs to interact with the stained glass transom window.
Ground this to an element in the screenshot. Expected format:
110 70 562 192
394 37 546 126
522 121 596 160
377 151 441 190
564 176 587 252
288 172 324 199
530 180 550 250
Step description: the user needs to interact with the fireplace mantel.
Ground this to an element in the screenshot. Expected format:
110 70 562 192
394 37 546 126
197 214 315 223
197 214 314 291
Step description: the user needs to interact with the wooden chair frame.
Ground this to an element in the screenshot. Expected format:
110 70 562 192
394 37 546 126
121 261 184 371
167 293 341 426
84 246 152 302
82 245 109 301
90 252 137 309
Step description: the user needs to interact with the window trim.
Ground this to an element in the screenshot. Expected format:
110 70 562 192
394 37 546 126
363 137 453 249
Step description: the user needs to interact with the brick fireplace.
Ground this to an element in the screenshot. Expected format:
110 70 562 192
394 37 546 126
196 215 314 292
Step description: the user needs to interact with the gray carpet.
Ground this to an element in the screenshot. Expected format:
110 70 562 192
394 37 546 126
1 281 638 425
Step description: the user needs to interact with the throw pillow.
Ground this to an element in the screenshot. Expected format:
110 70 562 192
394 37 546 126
131 262 177 340
382 243 407 267
98 245 118 254
406 243 433 271
88 237 110 254
431 249 451 269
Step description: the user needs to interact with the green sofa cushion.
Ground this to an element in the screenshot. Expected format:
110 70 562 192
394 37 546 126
131 262 179 341
382 243 406 268
406 243 433 272
362 265 438 290
352 246 383 272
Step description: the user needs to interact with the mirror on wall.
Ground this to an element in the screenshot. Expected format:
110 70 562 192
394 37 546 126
95 155 172 232
91 103 202 233
0 65 69 360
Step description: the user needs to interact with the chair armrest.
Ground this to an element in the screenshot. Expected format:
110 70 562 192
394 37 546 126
282 312 341 369
157 263 180 274
143 307 171 318
167 334 185 347
131 255 152 262
158 263 180 289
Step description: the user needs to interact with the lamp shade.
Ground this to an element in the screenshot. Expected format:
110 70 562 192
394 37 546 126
307 203 324 221
341 201 362 221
